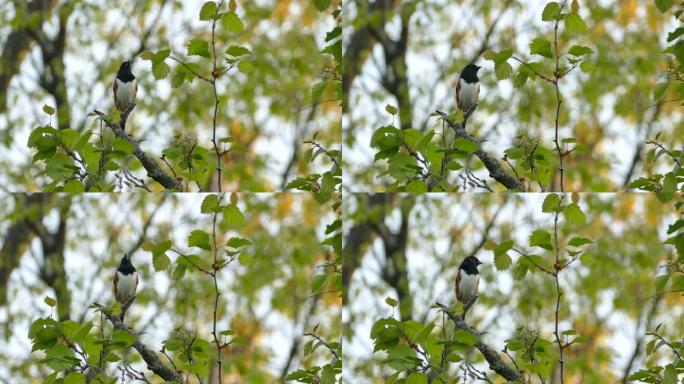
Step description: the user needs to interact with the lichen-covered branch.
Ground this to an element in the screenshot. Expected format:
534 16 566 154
436 303 526 382
435 110 526 191
93 303 182 382
92 104 184 191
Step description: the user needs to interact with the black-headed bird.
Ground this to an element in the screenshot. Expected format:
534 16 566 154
114 254 138 320
113 60 137 114
456 64 481 113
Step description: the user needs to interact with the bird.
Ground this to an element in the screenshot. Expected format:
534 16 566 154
455 255 482 306
114 254 138 320
113 60 137 113
456 63 481 114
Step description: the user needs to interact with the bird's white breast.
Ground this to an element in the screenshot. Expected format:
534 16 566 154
116 271 137 303
115 79 136 110
459 272 479 302
458 78 479 110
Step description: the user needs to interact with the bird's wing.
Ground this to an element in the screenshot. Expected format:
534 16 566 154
455 269 462 302
113 79 120 110
113 272 119 302
455 77 462 110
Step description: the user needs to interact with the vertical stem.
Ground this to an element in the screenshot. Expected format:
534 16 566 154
552 3 565 192
210 2 223 192
211 194 222 384
553 204 564 383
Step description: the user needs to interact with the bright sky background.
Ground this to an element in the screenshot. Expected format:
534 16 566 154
0 193 336 382
343 193 680 383
0 0 336 191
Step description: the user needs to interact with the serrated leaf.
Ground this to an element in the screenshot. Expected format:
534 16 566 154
225 45 251 57
494 252 512 270
530 229 553 250
199 1 219 20
201 194 220 213
152 61 170 80
568 45 593 56
530 38 553 58
542 194 562 213
565 12 587 33
224 11 244 32
224 204 246 227
454 138 478 155
495 61 513 80
542 2 561 21
226 237 251 248
188 230 211 250
153 252 171 271
563 203 586 225
567 237 592 247
187 38 211 58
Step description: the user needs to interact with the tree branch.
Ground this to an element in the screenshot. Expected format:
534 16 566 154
436 303 526 382
435 110 526 191
93 303 183 382
92 104 184 191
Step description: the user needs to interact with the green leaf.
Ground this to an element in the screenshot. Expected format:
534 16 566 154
223 204 246 227
152 61 170 80
385 297 398 307
655 274 669 292
406 372 428 384
224 11 244 32
454 329 478 347
44 296 57 307
226 237 251 248
542 194 562 213
111 330 136 348
385 104 398 115
495 61 513 80
530 229 553 250
567 45 593 56
225 45 251 57
530 38 553 58
153 252 171 271
542 2 561 21
453 138 478 155
188 230 212 250
187 38 211 58
152 49 170 65
199 1 219 20
653 82 670 101
567 237 592 247
311 274 327 293
565 12 588 34
201 195 220 213
663 364 676 384
493 49 513 64
64 372 85 384
494 251 513 270
43 104 55 116
63 180 85 193
563 203 586 225
112 138 135 154
655 0 674 13
313 0 331 12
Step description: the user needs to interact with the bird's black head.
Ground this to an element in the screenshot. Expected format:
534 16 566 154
117 60 135 82
118 254 136 274
460 256 482 275
460 64 481 83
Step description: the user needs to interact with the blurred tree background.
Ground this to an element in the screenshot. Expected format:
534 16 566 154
343 193 684 382
0 193 341 383
0 0 341 192
343 0 684 192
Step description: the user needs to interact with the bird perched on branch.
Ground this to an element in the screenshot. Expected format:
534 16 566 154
114 254 138 320
455 256 481 315
456 64 481 114
113 60 137 114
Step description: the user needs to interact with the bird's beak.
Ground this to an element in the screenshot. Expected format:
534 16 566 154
476 65 481 70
